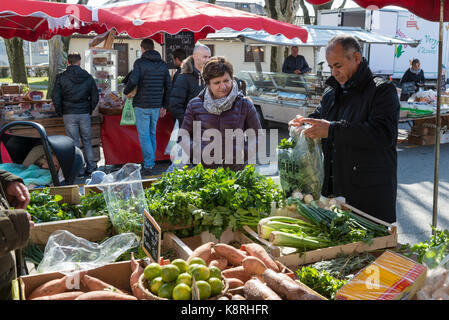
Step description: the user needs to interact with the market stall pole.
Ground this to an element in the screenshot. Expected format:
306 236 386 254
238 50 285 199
306 0 449 233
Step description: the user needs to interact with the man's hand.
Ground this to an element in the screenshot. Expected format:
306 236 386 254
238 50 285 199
159 108 167 118
302 118 331 139
6 181 30 210
294 70 302 75
288 115 305 128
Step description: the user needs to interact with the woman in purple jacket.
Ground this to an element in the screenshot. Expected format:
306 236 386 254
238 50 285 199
179 56 262 171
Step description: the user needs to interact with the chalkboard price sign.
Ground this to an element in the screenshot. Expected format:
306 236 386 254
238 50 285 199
142 209 161 263
164 32 195 69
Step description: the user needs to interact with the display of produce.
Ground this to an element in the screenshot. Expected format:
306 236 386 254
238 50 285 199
145 164 284 239
85 48 118 93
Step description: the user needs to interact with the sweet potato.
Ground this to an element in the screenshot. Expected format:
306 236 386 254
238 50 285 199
209 248 224 261
32 291 85 300
228 286 245 296
241 243 279 272
28 276 69 300
231 294 246 300
218 296 230 300
75 291 138 300
130 252 147 300
187 242 214 264
262 269 323 300
81 275 127 295
214 244 247 266
243 278 282 300
226 278 244 289
222 266 252 283
209 258 228 271
242 256 267 276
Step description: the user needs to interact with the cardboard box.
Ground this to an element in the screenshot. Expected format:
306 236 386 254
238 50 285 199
255 203 398 270
29 185 111 245
335 250 427 300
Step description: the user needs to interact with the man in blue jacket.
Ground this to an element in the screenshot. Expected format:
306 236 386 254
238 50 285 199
282 46 312 75
123 39 172 176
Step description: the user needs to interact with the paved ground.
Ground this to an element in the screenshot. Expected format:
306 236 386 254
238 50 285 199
80 121 448 247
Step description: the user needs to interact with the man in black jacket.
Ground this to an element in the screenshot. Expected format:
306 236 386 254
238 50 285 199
123 39 171 175
52 53 99 176
172 48 186 85
282 46 311 75
289 35 399 223
168 43 211 127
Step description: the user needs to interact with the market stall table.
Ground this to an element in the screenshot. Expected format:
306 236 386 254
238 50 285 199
100 112 173 165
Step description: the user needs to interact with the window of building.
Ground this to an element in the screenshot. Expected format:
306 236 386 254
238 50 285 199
244 45 265 62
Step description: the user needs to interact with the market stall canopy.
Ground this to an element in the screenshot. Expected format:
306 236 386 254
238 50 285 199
90 0 308 44
306 0 449 22
0 0 105 41
206 25 419 47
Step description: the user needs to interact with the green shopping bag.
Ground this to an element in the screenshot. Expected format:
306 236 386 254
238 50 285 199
120 98 136 126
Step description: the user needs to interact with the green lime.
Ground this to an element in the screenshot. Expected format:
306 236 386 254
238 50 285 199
158 282 176 299
208 277 224 296
176 272 193 286
192 265 210 281
196 280 212 300
208 266 221 280
172 283 192 300
144 263 162 281
149 276 163 295
188 263 201 275
161 264 180 283
189 257 206 266
172 259 189 273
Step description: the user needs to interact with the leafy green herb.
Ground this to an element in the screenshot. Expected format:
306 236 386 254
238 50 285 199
296 266 347 300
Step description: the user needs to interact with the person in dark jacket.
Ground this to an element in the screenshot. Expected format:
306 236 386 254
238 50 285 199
168 44 211 127
123 38 171 176
282 46 312 75
289 35 399 223
0 170 32 300
178 57 262 172
172 48 186 85
399 58 425 101
52 52 99 176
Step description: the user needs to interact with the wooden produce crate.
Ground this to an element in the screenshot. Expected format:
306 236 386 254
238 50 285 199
29 185 110 245
254 203 398 270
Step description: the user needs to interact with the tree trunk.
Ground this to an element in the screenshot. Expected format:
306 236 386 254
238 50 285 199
47 36 68 99
4 38 28 84
299 0 312 25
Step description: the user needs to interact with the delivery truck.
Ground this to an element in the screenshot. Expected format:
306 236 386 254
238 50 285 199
317 7 449 82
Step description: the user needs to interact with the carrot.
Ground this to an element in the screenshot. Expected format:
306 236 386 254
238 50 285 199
81 275 127 295
209 258 228 271
241 243 279 272
187 242 214 264
222 266 252 283
226 278 244 289
244 278 282 300
130 253 147 300
242 256 267 276
28 276 69 300
32 291 85 300
214 244 247 266
75 291 138 300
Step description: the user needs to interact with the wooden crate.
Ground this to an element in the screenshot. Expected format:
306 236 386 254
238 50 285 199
254 203 398 270
29 185 111 245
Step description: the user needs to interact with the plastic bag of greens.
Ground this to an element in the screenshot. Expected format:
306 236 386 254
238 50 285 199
120 98 136 126
98 163 148 237
277 125 324 199
37 230 138 274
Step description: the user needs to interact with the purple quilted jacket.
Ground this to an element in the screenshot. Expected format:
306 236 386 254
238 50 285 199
180 89 262 171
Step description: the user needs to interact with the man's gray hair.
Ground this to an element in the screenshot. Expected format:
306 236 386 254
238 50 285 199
326 35 362 57
193 43 211 54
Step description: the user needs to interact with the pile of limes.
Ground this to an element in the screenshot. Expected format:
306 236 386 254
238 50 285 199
143 257 224 300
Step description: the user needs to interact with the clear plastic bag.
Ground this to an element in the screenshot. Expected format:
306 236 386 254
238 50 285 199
164 119 179 155
278 125 324 199
37 230 138 274
98 163 148 237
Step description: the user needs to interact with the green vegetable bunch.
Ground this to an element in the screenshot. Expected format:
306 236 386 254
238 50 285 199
402 226 449 264
27 188 79 223
145 164 284 239
296 266 347 300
